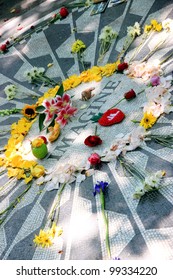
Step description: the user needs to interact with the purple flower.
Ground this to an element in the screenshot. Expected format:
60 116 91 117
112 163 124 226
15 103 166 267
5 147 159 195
93 181 108 196
150 75 160 86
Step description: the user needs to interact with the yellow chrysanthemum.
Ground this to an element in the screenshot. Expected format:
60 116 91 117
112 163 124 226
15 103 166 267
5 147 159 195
9 155 23 168
0 157 5 167
80 66 102 83
150 19 158 28
144 24 152 33
48 222 63 238
16 168 25 180
22 160 37 169
24 174 33 184
22 104 37 120
155 23 162 32
7 167 20 178
31 165 45 178
63 75 82 91
140 112 157 129
36 85 60 106
71 40 86 53
101 61 120 77
33 229 53 248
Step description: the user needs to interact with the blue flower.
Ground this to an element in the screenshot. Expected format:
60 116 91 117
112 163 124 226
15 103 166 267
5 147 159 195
93 181 108 196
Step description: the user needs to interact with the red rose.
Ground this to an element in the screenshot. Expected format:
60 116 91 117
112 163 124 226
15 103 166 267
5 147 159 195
124 89 136 100
88 153 101 165
0 44 7 52
5 40 10 45
59 7 69 18
84 135 102 147
117 62 128 72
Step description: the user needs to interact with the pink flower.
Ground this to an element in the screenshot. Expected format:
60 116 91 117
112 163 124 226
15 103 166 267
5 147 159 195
88 153 101 165
150 75 160 86
55 93 71 109
43 98 59 122
55 104 77 127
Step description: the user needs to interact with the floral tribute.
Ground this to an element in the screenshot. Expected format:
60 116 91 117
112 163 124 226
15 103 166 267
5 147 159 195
98 26 118 63
37 84 77 131
1 13 173 260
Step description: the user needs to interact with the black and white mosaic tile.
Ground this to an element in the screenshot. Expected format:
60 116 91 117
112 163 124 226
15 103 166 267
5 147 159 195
0 0 173 260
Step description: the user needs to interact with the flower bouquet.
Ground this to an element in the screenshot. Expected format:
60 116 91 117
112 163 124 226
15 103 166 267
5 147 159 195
98 26 118 63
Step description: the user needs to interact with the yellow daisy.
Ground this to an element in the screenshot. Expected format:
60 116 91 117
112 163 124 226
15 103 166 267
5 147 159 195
140 112 157 129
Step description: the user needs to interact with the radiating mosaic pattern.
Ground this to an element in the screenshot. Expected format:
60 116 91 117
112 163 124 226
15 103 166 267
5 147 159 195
1 0 173 260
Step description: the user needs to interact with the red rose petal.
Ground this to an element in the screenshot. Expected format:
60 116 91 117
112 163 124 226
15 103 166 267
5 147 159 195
98 108 125 126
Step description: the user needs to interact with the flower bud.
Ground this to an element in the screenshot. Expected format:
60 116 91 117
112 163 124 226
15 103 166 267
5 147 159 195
124 89 136 100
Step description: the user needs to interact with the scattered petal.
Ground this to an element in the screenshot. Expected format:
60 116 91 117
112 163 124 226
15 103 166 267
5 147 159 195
47 63 54 68
80 104 88 110
10 8 16 13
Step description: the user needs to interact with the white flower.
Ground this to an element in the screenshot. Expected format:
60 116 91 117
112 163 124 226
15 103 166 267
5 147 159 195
99 26 118 42
127 22 141 38
4 84 17 100
133 187 145 199
85 0 93 6
123 127 147 152
24 67 45 82
160 75 173 89
144 170 165 191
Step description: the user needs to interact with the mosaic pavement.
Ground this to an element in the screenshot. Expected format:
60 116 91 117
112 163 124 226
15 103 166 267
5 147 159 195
1 0 173 260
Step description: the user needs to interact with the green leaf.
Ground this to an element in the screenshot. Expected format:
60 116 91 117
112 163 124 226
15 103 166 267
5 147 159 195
55 83 64 97
36 105 45 113
46 117 56 133
90 113 103 122
39 113 46 131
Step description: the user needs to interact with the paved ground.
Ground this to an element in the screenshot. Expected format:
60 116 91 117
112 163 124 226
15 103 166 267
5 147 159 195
0 0 173 260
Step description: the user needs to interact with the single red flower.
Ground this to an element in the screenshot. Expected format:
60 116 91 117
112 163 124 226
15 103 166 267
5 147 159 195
124 89 136 100
88 153 101 165
84 135 102 147
5 40 10 45
117 62 128 72
0 44 7 52
59 7 69 18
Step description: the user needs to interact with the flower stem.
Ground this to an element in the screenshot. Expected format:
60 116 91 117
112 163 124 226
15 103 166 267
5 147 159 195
95 125 98 136
131 119 140 124
109 97 125 109
100 190 111 258
141 38 167 63
48 183 66 226
0 183 32 225
128 31 153 63
160 51 173 65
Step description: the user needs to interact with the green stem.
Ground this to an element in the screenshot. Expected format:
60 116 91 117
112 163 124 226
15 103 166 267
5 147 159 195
109 97 125 109
78 51 86 71
95 125 98 136
100 190 111 259
131 119 140 124
48 183 66 225
0 183 32 225
129 31 153 63
141 38 167 63
160 51 173 65
0 177 16 192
